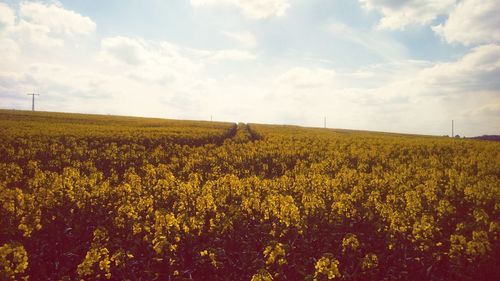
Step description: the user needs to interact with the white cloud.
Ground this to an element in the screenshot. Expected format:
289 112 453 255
359 0 500 46
276 67 335 89
416 44 500 95
266 45 499 135
0 2 96 49
99 36 205 89
207 49 256 62
347 44 500 108
11 20 64 48
2 23 255 120
100 36 256 72
0 2 16 27
0 37 20 62
328 22 408 60
466 103 500 117
432 0 500 46
101 37 149 65
342 44 500 135
359 0 455 30
0 58 197 118
190 0 290 19
222 30 257 48
19 2 96 35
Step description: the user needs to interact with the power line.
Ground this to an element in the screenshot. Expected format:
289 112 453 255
27 93 39 111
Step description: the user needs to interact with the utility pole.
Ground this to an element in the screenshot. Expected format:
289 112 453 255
324 117 326 129
211 115 213 122
27 93 39 111
452 120 454 137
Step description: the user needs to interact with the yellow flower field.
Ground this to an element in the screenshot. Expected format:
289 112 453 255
0 110 498 280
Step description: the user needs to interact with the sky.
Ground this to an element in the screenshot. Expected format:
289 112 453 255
0 0 499 136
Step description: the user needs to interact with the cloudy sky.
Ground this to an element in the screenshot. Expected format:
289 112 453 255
0 0 499 136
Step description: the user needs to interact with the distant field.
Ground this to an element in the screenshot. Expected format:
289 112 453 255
0 110 498 280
